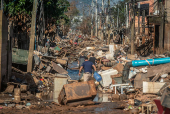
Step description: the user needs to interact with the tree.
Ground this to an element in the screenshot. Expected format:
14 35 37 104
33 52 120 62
77 16 91 35
110 0 128 28
65 1 79 20
1 0 70 24
1 0 70 49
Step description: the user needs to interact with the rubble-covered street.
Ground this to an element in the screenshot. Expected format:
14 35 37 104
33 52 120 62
2 35 170 114
1 0 170 114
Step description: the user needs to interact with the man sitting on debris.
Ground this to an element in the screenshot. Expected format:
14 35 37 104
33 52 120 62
79 57 96 81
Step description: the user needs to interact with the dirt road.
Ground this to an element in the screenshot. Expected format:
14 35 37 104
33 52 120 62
0 102 129 114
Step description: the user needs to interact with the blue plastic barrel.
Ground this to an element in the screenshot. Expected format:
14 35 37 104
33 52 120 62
93 72 102 82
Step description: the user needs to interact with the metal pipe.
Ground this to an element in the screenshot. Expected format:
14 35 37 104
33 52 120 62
95 0 98 37
123 57 170 83
132 57 170 67
126 3 128 28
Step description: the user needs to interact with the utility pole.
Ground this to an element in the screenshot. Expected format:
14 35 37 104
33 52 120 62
142 10 145 44
159 2 164 50
95 0 98 37
131 0 135 54
91 0 94 38
142 10 145 34
27 0 38 72
107 0 110 44
117 4 119 28
126 3 128 28
83 3 85 20
101 0 104 41
138 2 140 34
1 0 3 11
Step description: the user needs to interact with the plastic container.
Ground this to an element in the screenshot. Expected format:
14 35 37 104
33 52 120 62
129 70 137 79
14 88 21 103
132 57 170 67
54 46 61 51
93 72 102 82
98 69 118 87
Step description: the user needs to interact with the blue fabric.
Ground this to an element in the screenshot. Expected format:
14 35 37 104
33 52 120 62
67 69 83 80
81 61 94 74
79 56 86 66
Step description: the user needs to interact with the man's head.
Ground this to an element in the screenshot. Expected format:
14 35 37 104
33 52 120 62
84 56 88 61
91 53 94 57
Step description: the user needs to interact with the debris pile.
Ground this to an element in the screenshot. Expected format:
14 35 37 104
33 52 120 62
3 34 170 113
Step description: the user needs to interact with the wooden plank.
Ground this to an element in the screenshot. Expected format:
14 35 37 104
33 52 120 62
134 73 149 89
147 16 161 24
159 3 164 50
147 63 170 78
153 24 155 54
151 73 160 82
143 81 166 94
52 61 68 74
46 66 51 73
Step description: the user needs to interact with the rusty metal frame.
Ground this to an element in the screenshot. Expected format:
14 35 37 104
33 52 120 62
58 80 97 105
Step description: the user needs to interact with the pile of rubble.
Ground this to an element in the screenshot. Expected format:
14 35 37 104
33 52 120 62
2 34 170 113
92 50 170 113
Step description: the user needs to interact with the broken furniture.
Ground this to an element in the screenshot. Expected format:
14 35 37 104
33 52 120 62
58 80 97 105
134 73 149 89
98 69 118 87
136 39 153 56
143 81 166 94
129 108 139 114
52 61 68 74
161 87 170 108
110 83 130 94
154 99 170 114
53 74 68 103
141 103 155 114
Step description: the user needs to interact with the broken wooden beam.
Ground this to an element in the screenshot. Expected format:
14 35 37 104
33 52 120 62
52 61 68 74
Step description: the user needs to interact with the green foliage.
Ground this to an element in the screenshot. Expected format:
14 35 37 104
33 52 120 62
3 0 33 15
110 0 128 27
74 18 81 23
2 0 70 24
72 8 79 16
44 0 70 24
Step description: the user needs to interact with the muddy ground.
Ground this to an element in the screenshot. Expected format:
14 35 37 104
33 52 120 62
0 102 129 114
